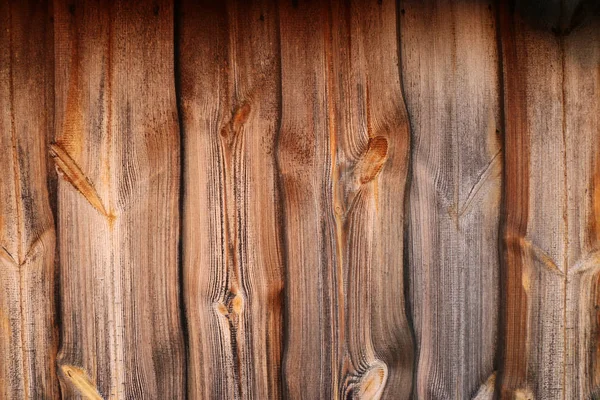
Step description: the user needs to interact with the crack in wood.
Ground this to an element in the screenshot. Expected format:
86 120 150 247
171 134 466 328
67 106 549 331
50 143 112 220
0 230 54 270
567 250 600 276
505 233 564 276
458 150 502 219
0 245 18 266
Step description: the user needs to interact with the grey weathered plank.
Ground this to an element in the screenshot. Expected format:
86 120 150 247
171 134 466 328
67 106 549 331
498 4 600 398
278 0 413 398
53 1 186 398
0 1 58 398
178 0 285 398
399 0 502 398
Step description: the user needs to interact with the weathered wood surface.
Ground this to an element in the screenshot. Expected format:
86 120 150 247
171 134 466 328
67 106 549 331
53 0 185 398
0 1 58 398
0 1 599 399
498 3 600 399
278 0 412 398
400 1 501 398
178 0 284 398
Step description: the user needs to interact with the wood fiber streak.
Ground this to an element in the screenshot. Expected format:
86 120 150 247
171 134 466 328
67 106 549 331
0 1 58 398
498 3 600 398
399 1 501 398
178 0 284 398
53 1 186 398
278 0 412 398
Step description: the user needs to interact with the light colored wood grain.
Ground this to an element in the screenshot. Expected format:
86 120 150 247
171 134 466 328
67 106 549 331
399 1 502 398
498 4 600 398
53 1 186 398
472 372 496 400
0 1 58 398
178 0 284 398
278 0 413 398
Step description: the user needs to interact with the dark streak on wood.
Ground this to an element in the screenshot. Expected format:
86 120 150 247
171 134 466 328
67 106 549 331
497 3 533 396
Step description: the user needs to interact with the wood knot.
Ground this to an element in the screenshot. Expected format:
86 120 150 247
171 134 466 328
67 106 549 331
344 362 388 399
220 103 251 143
357 363 387 399
233 102 251 132
60 365 103 400
356 136 389 184
214 290 245 317
514 388 534 400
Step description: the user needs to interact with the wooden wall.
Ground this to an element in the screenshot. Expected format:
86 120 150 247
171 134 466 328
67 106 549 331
0 0 598 399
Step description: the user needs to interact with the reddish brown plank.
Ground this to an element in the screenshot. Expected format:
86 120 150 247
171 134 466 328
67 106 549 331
278 0 413 397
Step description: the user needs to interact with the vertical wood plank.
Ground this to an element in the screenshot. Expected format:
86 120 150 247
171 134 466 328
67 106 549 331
498 4 600 398
53 1 186 398
278 0 413 397
565 17 600 397
399 0 502 398
278 2 333 395
178 0 284 398
0 1 58 398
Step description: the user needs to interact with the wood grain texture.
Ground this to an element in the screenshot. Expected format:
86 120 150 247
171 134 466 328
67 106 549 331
399 1 502 398
178 0 284 398
0 1 58 398
2 1 600 398
498 3 600 398
53 1 186 398
278 0 413 398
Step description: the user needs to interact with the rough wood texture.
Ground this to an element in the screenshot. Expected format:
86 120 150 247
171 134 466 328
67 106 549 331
53 1 185 398
400 1 502 398
498 3 600 398
0 1 58 398
178 0 284 398
2 1 600 399
278 0 412 398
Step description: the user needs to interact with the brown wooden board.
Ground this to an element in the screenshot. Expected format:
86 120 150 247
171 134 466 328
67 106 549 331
498 3 600 398
53 1 186 398
0 1 58 398
0 1 598 398
278 0 413 398
178 0 284 398
399 0 502 397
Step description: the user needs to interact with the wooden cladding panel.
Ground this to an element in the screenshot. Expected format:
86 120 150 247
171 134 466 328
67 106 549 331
400 1 501 398
53 1 185 398
0 1 598 399
0 1 58 398
178 0 284 398
278 0 412 398
498 4 600 398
